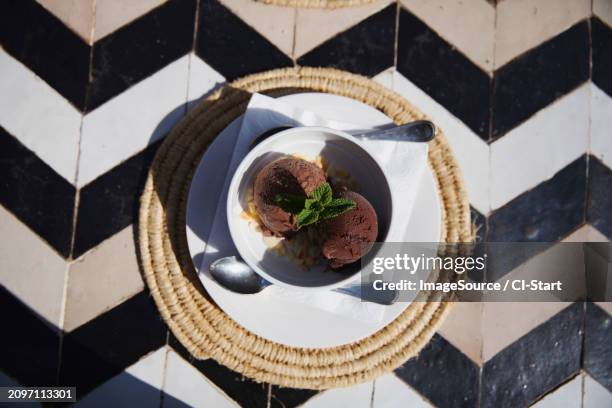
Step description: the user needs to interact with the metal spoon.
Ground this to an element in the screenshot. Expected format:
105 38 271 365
353 120 436 142
250 120 436 149
210 256 398 305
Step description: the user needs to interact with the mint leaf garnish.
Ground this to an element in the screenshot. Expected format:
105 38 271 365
274 194 305 214
274 182 357 230
304 197 317 210
320 199 356 220
310 182 332 205
296 209 319 228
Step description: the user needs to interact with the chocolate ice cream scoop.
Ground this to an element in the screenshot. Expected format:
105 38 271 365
253 157 326 236
322 191 378 269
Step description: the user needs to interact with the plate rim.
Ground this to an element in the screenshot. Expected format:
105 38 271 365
185 92 442 348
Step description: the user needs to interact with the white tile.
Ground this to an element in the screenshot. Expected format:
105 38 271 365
78 55 190 187
0 49 81 184
187 54 226 110
0 206 67 329
490 84 589 210
584 375 612 408
126 348 168 388
77 348 167 407
591 83 612 169
400 0 495 72
373 68 394 90
392 71 490 213
495 0 590 69
594 0 612 28
163 350 237 408
302 382 373 408
532 374 582 407
373 374 432 407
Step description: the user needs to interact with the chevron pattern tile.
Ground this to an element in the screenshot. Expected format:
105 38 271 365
1 0 611 407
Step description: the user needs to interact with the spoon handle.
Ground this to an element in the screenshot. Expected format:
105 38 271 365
334 284 398 305
355 120 435 143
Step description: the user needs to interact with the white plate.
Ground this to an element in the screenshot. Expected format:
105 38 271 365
186 93 441 348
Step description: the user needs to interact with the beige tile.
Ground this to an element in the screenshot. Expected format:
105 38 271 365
294 0 393 58
481 302 568 362
495 0 590 69
480 233 588 360
94 0 166 42
595 302 612 316
437 302 483 364
219 0 295 57
37 0 95 43
563 224 608 243
486 240 586 303
0 206 67 328
64 225 144 332
400 0 495 72
594 0 612 28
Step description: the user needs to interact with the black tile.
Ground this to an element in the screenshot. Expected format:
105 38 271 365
0 287 60 386
488 155 587 243
587 156 612 240
481 302 583 407
0 126 75 258
297 5 396 78
86 0 196 111
270 385 318 408
395 334 479 407
492 21 589 138
189 358 270 408
195 0 293 81
73 140 161 258
0 0 90 110
584 302 612 392
592 17 612 97
168 333 193 363
58 291 166 396
397 8 491 140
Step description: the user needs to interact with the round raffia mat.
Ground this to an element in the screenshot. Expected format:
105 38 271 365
138 67 471 389
254 0 375 8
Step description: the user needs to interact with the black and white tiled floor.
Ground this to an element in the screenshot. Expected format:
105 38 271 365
1 0 612 407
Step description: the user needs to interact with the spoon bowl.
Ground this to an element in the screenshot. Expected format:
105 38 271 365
210 255 398 305
209 256 268 294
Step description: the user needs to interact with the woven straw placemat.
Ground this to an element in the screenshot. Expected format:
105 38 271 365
138 67 471 389
255 0 375 8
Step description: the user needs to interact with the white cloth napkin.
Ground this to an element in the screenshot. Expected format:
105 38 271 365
199 93 428 322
